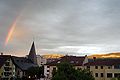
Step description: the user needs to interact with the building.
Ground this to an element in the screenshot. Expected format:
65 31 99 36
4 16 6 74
12 41 38 78
37 55 47 66
12 56 37 78
85 59 120 80
0 55 15 80
44 55 88 79
28 41 37 65
44 55 120 80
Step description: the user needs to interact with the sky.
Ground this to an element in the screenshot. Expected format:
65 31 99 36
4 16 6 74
1 0 120 56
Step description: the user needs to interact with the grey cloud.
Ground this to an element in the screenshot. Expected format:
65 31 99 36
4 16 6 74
1 0 120 56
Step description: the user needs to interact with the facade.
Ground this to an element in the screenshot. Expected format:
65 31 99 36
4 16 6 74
44 55 120 80
44 55 88 79
85 59 120 80
37 55 47 66
0 55 15 80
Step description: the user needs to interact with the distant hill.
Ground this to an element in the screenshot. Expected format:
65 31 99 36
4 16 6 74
88 52 120 58
42 54 64 59
41 52 120 59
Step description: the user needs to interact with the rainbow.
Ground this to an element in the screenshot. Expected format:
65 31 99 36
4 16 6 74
5 15 20 46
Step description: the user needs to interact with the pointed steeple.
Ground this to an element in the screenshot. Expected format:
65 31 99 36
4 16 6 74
28 41 37 64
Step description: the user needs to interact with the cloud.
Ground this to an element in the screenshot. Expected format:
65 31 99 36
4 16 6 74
1 0 120 56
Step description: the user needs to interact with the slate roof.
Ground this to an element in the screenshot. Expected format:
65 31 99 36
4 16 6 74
28 41 37 64
0 55 11 68
46 56 86 66
12 56 38 71
85 59 120 66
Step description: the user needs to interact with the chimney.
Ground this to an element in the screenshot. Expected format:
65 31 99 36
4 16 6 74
85 55 87 57
1 53 3 55
93 57 96 61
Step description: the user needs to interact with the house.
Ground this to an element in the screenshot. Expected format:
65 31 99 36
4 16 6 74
44 55 88 79
11 56 37 78
11 41 38 78
37 55 47 66
85 59 120 80
0 54 15 80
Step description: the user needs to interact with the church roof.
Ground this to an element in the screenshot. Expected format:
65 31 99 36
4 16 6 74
12 56 38 71
28 41 37 64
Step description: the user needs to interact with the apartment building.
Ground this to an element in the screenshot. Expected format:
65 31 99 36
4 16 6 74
37 55 47 66
44 55 88 79
44 55 120 80
0 55 15 80
85 59 120 80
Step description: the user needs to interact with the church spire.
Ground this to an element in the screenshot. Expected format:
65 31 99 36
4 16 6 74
28 41 37 64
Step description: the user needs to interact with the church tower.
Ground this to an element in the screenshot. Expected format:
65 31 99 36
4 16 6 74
28 41 37 64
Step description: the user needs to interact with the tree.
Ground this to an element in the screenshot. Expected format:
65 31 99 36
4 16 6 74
52 62 95 80
26 66 44 79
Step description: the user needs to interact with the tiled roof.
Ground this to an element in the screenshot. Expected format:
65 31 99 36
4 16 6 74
85 59 120 66
12 56 38 71
0 55 11 68
46 56 86 66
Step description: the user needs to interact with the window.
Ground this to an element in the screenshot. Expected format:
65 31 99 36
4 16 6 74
101 73 104 77
114 65 120 69
47 66 50 68
108 66 112 69
4 67 10 71
107 73 112 78
5 62 10 66
21 60 23 62
17 60 19 62
87 66 90 69
95 73 98 77
53 67 56 70
4 72 11 76
95 66 98 69
47 70 49 72
101 66 103 69
57 61 60 63
114 73 120 78
7 59 10 62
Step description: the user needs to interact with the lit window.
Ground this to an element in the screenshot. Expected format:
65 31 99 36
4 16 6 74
57 61 60 63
